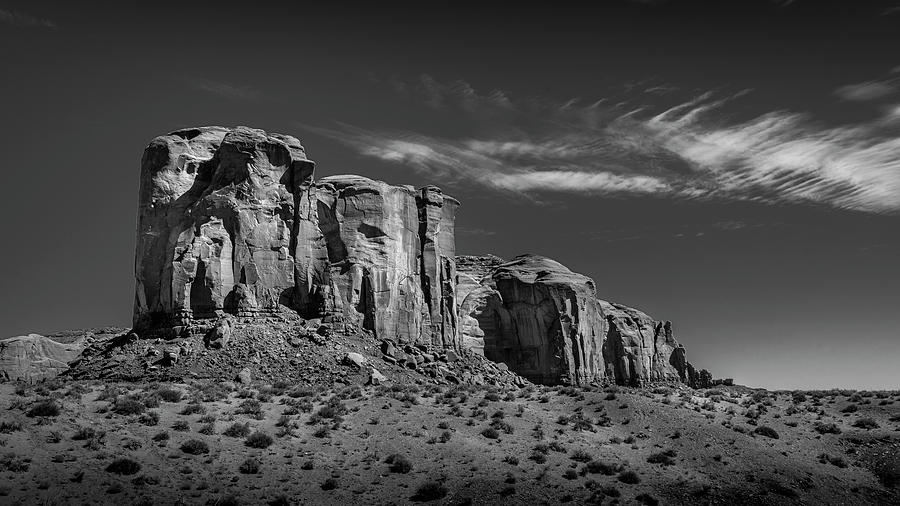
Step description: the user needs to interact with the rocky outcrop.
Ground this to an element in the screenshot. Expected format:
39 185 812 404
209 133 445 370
0 334 85 382
134 126 459 348
456 254 699 386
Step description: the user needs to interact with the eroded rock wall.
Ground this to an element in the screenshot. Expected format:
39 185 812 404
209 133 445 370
134 126 459 348
456 254 698 386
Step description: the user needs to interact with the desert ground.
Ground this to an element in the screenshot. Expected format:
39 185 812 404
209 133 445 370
1 376 898 505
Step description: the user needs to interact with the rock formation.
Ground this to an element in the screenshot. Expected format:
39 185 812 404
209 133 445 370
132 125 707 387
456 254 699 386
0 334 85 382
134 126 459 348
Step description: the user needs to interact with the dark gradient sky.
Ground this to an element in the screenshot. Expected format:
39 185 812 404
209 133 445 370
1 1 898 389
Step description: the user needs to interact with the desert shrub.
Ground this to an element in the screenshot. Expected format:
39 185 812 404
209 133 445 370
814 422 842 434
604 393 617 401
309 397 347 424
0 453 29 472
139 411 160 426
491 420 514 434
112 398 145 416
152 431 169 442
571 449 593 463
481 427 500 439
193 382 229 402
172 420 190 432
0 421 22 433
156 387 183 403
439 431 452 443
618 470 641 484
636 493 659 505
72 427 100 440
27 399 61 417
313 425 331 438
321 478 339 490
563 469 578 480
385 453 413 473
585 459 621 475
549 441 566 453
503 455 519 465
180 403 205 415
484 392 501 402
223 422 252 438
239 458 260 474
841 404 859 413
106 458 141 475
647 449 678 465
198 422 216 435
413 481 448 501
853 418 879 430
236 399 263 419
529 452 547 464
179 439 209 455
818 453 848 468
245 431 273 449
753 426 780 439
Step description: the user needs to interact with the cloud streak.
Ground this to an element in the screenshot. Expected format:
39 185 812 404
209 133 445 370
0 9 57 29
306 75 900 214
186 77 261 101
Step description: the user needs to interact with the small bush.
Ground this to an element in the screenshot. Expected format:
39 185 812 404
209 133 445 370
239 458 260 474
27 399 61 418
852 418 879 430
106 458 141 475
112 398 145 416
636 493 659 505
172 420 190 432
617 470 641 484
0 453 30 472
814 422 842 434
139 411 160 426
753 426 780 439
529 452 547 464
321 478 339 491
180 403 205 415
152 431 169 442
571 449 593 463
0 421 23 433
156 387 183 403
818 453 848 468
585 460 621 475
180 439 209 455
245 431 273 449
385 453 413 474
481 427 500 439
412 481 448 501
840 404 858 413
563 469 578 480
503 455 519 465
223 422 251 438
647 449 678 466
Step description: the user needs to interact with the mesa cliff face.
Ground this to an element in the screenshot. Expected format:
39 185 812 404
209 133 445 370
134 126 459 348
456 254 701 386
133 125 705 387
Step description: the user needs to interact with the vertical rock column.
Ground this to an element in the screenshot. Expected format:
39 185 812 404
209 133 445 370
416 186 460 349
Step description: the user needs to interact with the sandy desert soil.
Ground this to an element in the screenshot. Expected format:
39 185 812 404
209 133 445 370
0 378 898 505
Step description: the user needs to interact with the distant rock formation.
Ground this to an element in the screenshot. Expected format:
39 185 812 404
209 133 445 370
134 126 459 348
456 254 702 386
0 334 85 382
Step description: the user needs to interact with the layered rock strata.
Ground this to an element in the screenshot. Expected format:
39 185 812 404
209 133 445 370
456 254 699 386
134 126 459 348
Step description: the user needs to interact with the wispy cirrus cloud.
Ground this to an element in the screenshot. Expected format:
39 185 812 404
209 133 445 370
0 8 57 29
185 77 261 101
305 75 900 214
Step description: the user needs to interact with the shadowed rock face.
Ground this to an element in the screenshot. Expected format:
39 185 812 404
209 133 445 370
134 126 459 348
457 254 697 386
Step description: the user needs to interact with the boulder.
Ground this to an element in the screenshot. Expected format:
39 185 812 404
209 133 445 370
368 367 387 385
0 334 85 382
203 317 232 349
236 367 252 384
343 352 367 369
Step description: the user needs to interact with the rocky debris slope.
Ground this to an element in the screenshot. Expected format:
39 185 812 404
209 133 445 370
457 254 705 387
64 316 527 390
134 126 459 348
0 334 88 382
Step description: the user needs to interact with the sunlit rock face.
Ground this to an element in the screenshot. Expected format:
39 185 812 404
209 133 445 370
456 254 697 386
134 126 459 348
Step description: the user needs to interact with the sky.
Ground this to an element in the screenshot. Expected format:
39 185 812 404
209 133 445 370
1 0 898 390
